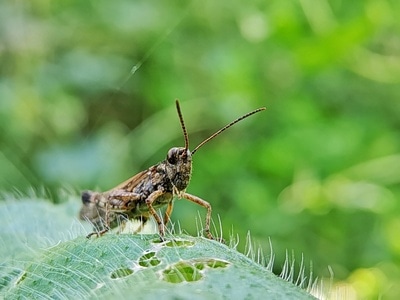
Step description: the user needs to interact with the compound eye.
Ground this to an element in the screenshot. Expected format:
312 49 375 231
167 148 178 165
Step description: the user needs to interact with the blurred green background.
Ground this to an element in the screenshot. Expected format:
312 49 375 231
1 0 400 298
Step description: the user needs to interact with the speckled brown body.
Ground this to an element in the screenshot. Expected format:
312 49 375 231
80 147 195 238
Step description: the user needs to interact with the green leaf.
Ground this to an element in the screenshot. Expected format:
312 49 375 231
0 199 316 299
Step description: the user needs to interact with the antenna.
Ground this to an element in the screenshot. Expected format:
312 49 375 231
175 100 189 150
191 106 266 155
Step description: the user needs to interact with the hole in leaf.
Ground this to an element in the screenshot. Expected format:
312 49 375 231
110 268 133 279
162 262 203 283
151 238 194 247
151 238 163 244
165 239 195 247
206 259 229 268
194 259 229 270
194 263 205 271
141 251 156 259
138 252 161 267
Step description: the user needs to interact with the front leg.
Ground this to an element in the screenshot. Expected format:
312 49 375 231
145 190 168 240
163 201 174 226
180 192 214 240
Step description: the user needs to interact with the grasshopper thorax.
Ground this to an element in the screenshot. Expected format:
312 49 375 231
165 147 192 192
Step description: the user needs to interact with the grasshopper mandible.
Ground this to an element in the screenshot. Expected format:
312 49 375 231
80 100 265 240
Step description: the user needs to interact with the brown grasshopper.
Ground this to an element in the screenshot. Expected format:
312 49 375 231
80 100 265 240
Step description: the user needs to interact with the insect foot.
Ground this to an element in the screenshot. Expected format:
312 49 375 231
79 100 265 241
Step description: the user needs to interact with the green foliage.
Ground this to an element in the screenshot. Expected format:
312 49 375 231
1 0 400 298
0 199 315 299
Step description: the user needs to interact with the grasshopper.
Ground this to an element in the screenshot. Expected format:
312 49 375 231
80 100 265 240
